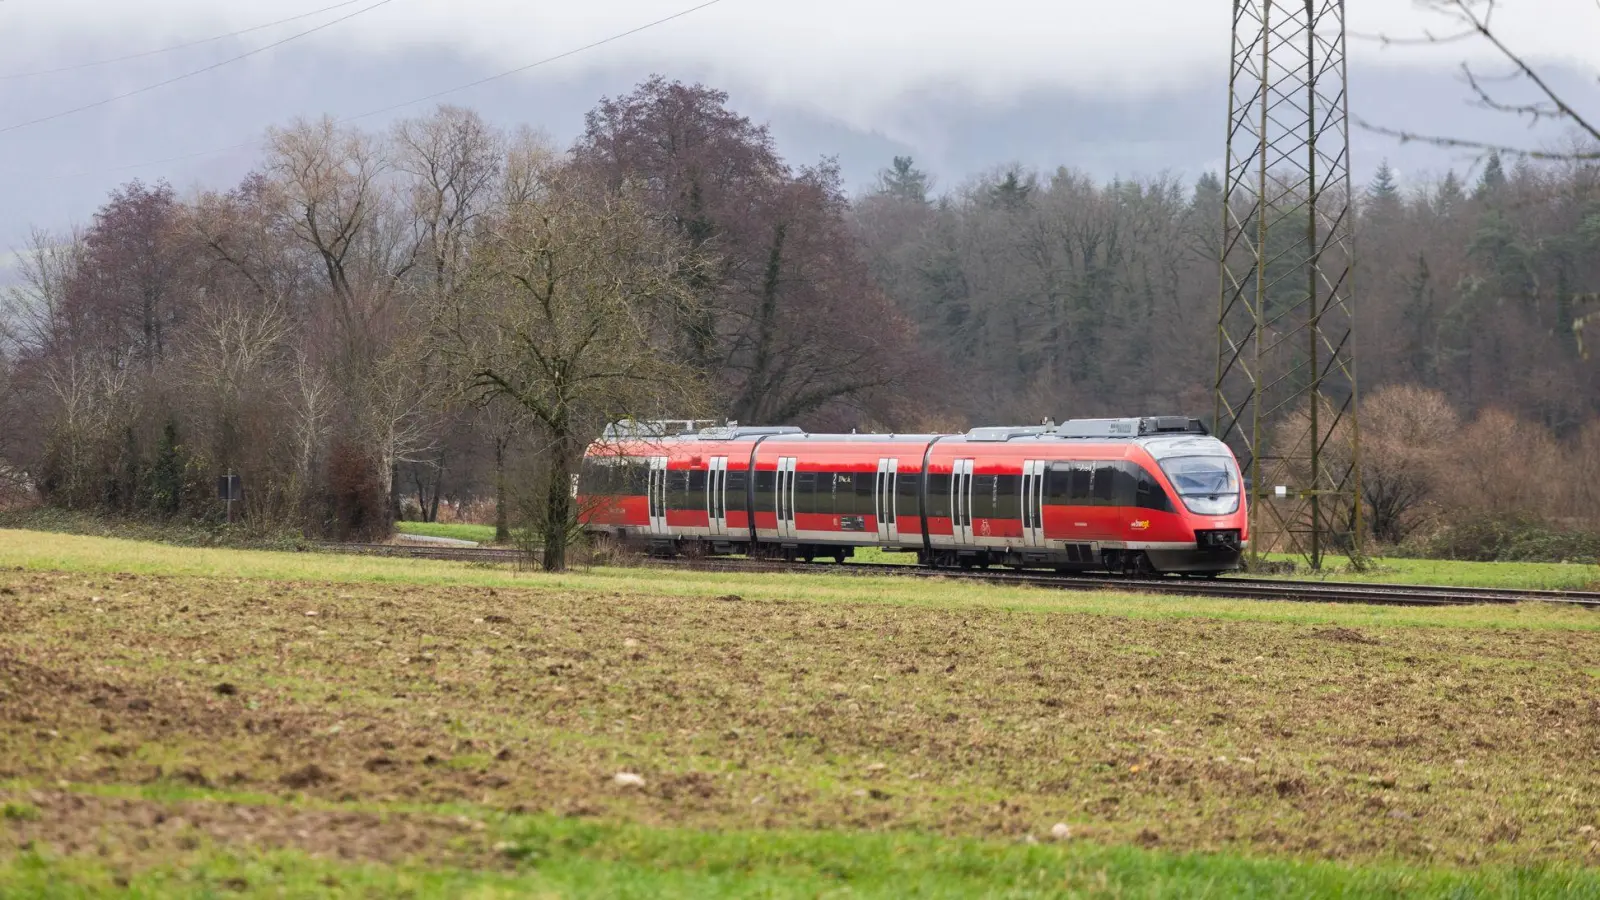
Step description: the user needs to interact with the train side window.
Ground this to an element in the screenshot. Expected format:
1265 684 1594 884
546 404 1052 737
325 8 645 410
838 473 851 516
1045 465 1072 503
726 470 748 507
925 473 951 519
1094 465 1118 505
1070 464 1093 503
1135 466 1175 513
613 463 631 496
667 470 691 510
578 460 603 495
853 470 874 517
598 461 634 496
993 474 1021 519
1113 462 1139 507
689 469 707 501
796 472 817 515
897 471 922 520
754 470 776 512
971 474 998 519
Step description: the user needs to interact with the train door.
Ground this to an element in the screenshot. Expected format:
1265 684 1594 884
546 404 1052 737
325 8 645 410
1021 459 1046 548
647 456 669 536
875 457 900 543
707 456 728 537
951 458 975 545
775 457 798 540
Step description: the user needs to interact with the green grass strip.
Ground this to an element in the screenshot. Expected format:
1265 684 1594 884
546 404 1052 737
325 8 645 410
5 807 1599 899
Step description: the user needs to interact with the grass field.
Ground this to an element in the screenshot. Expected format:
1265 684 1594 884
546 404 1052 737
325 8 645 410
1252 554 1600 591
2 529 1599 896
850 546 1600 591
395 522 501 544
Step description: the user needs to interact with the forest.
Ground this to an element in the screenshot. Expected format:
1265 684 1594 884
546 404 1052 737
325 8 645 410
1 77 1597 566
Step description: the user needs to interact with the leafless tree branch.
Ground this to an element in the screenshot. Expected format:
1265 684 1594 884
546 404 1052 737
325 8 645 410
1360 0 1600 160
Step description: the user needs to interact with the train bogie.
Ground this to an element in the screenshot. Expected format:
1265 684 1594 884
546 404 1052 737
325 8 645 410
578 417 1248 577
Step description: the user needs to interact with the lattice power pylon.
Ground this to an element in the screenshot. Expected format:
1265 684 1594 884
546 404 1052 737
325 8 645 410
1216 0 1361 571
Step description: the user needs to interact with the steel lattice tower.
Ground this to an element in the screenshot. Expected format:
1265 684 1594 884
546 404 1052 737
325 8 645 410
1216 0 1361 570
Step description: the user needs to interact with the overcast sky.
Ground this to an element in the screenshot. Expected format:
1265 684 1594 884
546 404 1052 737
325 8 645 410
5 1 1593 100
0 0 1596 255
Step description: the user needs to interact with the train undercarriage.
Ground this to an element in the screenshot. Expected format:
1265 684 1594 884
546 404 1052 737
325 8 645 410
607 532 1237 578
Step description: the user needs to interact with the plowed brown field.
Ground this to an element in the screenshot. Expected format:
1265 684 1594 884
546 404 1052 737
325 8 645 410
4 562 1600 883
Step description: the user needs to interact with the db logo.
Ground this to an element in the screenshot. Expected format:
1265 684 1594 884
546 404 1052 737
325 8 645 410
1130 520 1151 531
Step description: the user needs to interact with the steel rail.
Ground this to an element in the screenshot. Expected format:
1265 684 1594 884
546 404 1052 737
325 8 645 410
310 542 1600 609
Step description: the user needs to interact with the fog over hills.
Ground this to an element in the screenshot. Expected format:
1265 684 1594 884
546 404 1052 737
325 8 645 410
1 0 1596 263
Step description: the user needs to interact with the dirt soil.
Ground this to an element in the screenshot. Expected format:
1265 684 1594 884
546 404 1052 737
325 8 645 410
2 568 1599 872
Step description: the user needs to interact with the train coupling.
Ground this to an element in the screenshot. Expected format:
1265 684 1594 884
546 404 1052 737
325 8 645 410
1195 529 1242 552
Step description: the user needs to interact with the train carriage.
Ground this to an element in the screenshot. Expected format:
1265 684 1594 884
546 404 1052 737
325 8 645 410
578 416 1248 576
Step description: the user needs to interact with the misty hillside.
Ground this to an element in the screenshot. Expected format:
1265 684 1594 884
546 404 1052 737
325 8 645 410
3 36 1595 254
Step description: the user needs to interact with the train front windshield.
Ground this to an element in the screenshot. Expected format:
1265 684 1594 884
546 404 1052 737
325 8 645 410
1158 456 1241 515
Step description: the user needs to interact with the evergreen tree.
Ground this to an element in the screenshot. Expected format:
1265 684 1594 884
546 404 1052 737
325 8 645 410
1191 172 1223 208
988 168 1034 210
1474 152 1506 200
1434 171 1466 216
151 421 183 516
876 156 931 205
1369 159 1400 201
113 427 140 513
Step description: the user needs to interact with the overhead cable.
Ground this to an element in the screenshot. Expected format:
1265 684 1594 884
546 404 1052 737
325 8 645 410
28 0 730 180
0 0 376 81
0 0 399 135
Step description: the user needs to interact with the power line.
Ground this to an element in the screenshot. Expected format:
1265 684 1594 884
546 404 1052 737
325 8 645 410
0 0 375 81
340 0 727 124
0 0 399 136
29 0 730 181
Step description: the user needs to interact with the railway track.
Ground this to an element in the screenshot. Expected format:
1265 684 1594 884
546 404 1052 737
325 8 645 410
313 542 1600 609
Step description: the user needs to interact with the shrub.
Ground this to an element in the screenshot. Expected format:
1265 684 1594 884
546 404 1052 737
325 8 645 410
1407 516 1600 564
326 442 389 543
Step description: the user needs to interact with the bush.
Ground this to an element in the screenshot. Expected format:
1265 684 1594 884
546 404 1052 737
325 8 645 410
1405 516 1600 564
326 442 389 543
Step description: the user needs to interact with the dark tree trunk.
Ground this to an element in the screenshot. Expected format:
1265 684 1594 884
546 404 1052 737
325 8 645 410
389 464 402 526
427 462 443 524
494 437 509 544
541 429 575 572
731 224 785 423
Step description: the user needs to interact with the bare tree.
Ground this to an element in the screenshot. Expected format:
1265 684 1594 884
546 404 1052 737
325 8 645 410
4 228 86 359
573 79 923 428
364 326 445 522
476 397 533 543
0 347 21 503
183 296 292 475
264 116 417 368
1356 2 1600 359
391 105 504 299
286 348 335 516
1356 0 1600 160
437 158 707 571
1359 384 1461 544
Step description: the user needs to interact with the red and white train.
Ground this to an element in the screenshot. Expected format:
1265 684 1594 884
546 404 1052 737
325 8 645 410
577 416 1248 575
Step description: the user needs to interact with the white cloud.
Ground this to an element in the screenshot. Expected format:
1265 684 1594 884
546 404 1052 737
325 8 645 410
3 0 1594 126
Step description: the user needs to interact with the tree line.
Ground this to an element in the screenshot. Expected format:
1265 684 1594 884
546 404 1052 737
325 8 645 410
2 77 1597 567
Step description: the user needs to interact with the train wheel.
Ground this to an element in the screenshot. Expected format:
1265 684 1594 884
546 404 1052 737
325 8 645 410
832 548 847 564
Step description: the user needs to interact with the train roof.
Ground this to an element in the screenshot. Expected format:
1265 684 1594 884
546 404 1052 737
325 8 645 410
598 416 1220 448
